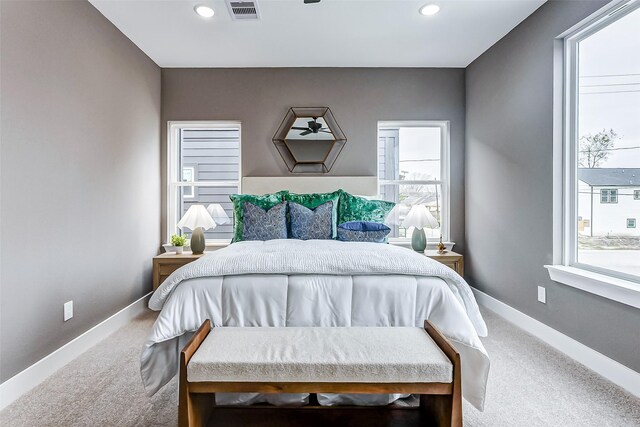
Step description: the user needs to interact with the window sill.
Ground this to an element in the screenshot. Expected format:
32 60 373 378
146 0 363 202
205 240 232 248
544 265 640 310
389 240 455 251
162 240 231 253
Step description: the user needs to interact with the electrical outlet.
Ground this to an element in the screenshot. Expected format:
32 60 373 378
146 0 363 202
64 300 73 321
537 286 546 304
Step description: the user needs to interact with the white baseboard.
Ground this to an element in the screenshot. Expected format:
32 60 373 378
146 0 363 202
0 292 152 410
472 287 640 398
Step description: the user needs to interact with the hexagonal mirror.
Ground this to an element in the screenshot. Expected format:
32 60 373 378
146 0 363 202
273 107 347 173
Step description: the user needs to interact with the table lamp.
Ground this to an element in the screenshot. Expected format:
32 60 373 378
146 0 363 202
401 204 439 253
177 205 216 254
206 203 231 225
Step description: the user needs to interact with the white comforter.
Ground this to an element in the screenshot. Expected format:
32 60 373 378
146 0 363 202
142 240 490 410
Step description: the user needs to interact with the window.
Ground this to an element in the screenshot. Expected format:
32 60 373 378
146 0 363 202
168 122 241 242
562 1 640 282
377 121 449 241
182 166 195 198
600 189 618 204
635 190 640 200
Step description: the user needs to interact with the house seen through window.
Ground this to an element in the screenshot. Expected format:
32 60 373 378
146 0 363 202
168 122 240 241
378 122 449 241
569 3 640 280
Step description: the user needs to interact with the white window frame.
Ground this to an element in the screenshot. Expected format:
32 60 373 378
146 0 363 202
377 120 450 244
546 0 640 310
628 218 637 229
167 121 241 244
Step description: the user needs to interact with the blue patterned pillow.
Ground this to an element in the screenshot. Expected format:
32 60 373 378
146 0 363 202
242 201 287 241
337 221 391 243
288 201 334 240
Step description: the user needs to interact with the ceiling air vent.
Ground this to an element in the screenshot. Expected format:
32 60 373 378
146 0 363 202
226 0 261 20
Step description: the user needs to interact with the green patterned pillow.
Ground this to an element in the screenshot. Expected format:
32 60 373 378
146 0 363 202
337 190 396 225
285 191 341 238
230 191 289 242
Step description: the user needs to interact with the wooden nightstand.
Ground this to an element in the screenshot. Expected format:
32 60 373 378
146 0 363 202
424 250 464 276
153 253 204 290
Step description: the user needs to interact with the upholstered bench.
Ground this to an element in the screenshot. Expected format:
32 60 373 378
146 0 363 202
179 321 461 427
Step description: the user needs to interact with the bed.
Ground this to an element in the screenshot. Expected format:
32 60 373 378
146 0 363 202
141 239 490 411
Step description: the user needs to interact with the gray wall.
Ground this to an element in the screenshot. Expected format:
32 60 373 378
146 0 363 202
465 0 640 371
0 1 161 382
161 68 466 249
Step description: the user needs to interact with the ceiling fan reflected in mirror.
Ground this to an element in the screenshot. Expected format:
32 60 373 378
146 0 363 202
291 117 333 136
272 107 347 173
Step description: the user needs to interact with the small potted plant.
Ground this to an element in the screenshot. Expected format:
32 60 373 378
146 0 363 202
170 234 188 254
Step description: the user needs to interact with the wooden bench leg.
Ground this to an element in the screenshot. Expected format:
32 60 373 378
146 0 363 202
423 320 462 427
179 321 214 427
420 393 461 427
179 389 215 427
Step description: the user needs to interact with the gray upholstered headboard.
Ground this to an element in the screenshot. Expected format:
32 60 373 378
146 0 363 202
242 176 378 196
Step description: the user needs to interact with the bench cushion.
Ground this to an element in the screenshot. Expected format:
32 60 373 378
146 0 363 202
187 327 452 384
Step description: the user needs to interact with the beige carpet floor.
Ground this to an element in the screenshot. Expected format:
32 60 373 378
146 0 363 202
1 308 639 426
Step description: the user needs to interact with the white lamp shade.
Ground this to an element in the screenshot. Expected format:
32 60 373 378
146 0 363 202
206 203 231 225
401 204 439 230
177 205 216 231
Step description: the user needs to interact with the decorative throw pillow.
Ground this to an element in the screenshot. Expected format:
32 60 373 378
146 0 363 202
229 191 288 242
285 191 340 238
337 221 391 243
288 201 334 240
242 201 287 241
337 190 396 225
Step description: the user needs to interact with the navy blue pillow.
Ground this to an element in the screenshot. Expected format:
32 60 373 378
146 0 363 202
337 221 391 243
288 201 334 240
242 201 287 241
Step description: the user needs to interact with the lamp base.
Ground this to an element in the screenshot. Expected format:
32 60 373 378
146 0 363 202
411 228 427 253
190 227 206 254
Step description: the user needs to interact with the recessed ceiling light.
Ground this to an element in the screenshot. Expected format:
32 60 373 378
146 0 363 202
194 5 215 18
419 4 440 16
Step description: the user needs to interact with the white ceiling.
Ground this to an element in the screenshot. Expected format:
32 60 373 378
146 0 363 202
90 0 545 68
